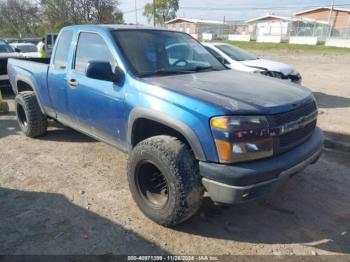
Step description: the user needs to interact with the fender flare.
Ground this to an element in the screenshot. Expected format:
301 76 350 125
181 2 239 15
128 108 206 161
15 75 45 113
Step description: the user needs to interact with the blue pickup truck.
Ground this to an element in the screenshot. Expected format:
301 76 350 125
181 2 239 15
8 25 323 226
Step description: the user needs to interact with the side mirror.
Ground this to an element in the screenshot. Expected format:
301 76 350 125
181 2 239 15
86 61 124 84
14 48 21 53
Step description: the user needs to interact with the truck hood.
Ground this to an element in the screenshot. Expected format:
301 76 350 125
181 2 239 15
141 70 313 114
241 59 297 75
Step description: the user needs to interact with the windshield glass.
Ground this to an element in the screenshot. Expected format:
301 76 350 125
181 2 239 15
16 44 37 53
215 44 257 61
113 30 226 77
0 41 14 53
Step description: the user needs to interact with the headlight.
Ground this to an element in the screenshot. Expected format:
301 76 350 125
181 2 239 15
210 116 273 163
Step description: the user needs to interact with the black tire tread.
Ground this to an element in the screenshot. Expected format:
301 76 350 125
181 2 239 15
15 91 47 137
127 135 203 226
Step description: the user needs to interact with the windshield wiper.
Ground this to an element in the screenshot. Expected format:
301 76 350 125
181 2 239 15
191 65 213 72
139 66 219 77
139 68 194 77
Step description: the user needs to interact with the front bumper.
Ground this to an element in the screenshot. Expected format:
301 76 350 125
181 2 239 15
200 127 323 204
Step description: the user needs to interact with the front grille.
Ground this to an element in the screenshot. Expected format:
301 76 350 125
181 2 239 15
278 120 316 153
0 58 8 75
269 101 318 154
270 101 317 126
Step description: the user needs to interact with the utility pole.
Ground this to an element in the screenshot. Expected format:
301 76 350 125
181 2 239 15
135 0 138 25
153 0 156 26
223 16 226 37
327 0 335 38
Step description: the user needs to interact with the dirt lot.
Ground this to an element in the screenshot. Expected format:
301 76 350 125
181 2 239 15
0 52 350 256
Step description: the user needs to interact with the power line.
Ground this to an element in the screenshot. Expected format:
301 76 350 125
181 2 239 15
178 3 350 11
123 3 350 14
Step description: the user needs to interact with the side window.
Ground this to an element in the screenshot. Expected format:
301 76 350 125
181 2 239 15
53 31 73 69
74 32 115 74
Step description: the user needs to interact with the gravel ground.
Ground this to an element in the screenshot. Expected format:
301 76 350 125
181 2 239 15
0 52 349 256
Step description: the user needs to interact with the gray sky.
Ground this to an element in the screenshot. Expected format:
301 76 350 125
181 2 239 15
119 0 350 24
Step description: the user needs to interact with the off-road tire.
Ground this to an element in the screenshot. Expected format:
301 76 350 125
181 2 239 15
127 135 203 226
15 91 48 137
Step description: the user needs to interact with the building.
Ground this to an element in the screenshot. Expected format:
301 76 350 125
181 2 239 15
165 18 230 38
295 7 350 31
226 20 249 35
246 15 294 37
246 14 330 37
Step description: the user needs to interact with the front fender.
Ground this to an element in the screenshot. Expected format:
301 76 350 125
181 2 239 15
128 108 207 161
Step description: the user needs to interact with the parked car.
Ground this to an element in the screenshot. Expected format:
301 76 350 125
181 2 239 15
8 25 323 226
10 43 39 58
0 39 22 89
45 33 58 57
203 42 302 84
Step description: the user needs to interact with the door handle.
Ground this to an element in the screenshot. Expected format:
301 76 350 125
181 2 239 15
68 79 79 88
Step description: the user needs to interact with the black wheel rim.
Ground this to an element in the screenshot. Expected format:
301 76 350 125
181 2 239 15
17 104 27 128
135 160 169 209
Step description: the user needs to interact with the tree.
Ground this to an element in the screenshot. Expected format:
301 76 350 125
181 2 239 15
40 0 72 29
143 0 179 26
92 0 124 24
0 0 40 37
0 0 124 37
40 0 123 30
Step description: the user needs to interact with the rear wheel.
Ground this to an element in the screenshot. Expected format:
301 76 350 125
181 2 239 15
127 135 203 226
15 92 48 137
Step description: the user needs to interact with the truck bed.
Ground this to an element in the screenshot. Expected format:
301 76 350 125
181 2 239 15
1 57 50 89
7 58 51 106
14 57 51 64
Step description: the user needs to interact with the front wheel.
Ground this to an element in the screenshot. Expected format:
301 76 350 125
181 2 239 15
127 135 203 226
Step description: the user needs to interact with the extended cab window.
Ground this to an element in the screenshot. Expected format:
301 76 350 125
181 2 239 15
53 30 73 69
74 32 115 74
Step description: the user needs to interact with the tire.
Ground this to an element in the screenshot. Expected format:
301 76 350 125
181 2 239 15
127 135 203 226
15 91 48 137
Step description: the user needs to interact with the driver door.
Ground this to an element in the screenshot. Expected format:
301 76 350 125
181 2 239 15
66 32 125 148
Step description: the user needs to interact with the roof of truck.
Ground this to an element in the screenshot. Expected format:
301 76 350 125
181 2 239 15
63 24 174 32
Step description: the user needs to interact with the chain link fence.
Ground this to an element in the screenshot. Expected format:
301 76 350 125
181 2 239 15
165 13 350 45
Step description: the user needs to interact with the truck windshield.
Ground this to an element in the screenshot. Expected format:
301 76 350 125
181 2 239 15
113 30 226 77
0 40 14 53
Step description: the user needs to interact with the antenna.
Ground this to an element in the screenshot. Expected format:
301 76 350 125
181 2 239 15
135 0 138 24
